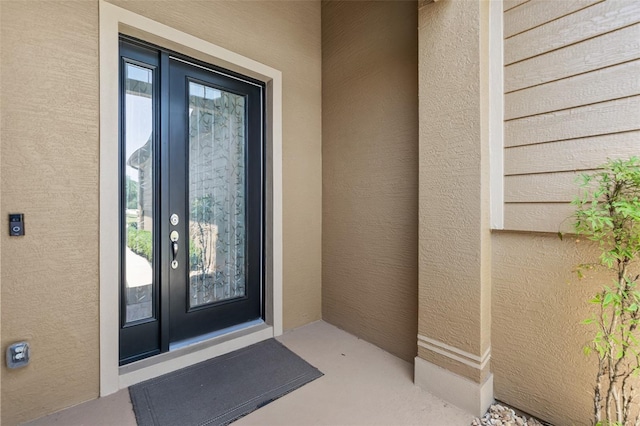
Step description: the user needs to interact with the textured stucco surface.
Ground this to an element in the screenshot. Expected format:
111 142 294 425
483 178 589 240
417 0 492 371
321 0 419 363
492 233 599 425
1 1 321 423
1 2 101 425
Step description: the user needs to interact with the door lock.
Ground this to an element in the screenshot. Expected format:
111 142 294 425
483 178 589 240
170 214 179 226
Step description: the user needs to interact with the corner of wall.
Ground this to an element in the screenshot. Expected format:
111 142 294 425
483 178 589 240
321 0 419 362
416 0 493 413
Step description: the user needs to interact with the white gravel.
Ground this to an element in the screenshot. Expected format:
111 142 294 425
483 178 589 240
472 404 545 426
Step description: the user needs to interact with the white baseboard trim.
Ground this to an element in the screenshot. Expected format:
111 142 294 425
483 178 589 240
417 334 491 370
414 356 493 416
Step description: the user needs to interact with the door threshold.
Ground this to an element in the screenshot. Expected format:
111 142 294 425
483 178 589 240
118 322 273 389
170 319 265 351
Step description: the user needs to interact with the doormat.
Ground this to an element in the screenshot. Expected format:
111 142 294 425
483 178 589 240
129 339 323 426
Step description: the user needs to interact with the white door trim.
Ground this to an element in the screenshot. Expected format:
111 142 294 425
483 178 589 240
99 0 283 396
489 0 504 229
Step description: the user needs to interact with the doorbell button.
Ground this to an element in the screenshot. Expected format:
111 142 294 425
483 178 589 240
9 214 24 236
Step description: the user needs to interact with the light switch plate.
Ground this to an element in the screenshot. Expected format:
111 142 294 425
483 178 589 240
6 341 30 369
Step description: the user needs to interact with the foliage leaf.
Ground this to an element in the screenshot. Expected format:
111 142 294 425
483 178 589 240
571 157 640 424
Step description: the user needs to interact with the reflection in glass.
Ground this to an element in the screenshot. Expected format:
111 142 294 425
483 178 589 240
188 81 246 307
124 63 154 322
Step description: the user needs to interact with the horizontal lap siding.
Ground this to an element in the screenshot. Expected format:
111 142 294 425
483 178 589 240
505 24 640 93
504 203 576 232
505 172 583 203
505 96 640 147
505 60 640 120
503 0 640 233
504 131 640 175
504 0 602 39
505 1 640 65
503 0 530 13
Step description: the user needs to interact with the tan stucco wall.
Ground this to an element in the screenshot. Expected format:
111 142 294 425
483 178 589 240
417 0 491 381
1 2 101 425
321 0 418 363
0 1 321 424
492 233 599 425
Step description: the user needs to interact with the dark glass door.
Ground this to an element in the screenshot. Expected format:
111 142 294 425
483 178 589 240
167 58 263 344
119 38 264 365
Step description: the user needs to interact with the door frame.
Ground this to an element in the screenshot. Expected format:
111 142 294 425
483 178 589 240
99 0 283 396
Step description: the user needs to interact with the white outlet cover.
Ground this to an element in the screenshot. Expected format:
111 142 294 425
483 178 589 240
6 341 30 369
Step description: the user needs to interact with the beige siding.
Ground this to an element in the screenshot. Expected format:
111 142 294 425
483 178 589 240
504 131 640 175
504 172 583 203
503 0 602 39
506 96 640 147
505 23 640 93
505 1 640 65
505 60 640 120
503 0 529 13
496 5 640 422
503 203 576 232
322 1 418 363
503 0 640 233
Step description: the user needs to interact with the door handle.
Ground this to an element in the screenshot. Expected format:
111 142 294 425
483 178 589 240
171 241 179 269
170 230 179 269
172 241 179 260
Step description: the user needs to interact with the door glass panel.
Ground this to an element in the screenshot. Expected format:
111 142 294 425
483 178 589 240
124 63 154 322
188 81 246 307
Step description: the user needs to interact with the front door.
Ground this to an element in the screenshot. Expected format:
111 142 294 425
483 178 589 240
119 38 264 365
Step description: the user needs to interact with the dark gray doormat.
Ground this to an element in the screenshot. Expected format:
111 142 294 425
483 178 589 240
129 339 323 426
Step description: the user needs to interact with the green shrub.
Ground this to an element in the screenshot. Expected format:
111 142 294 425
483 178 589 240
570 157 640 425
127 228 153 262
126 226 204 269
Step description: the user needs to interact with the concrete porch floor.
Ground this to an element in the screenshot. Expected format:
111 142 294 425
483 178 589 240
25 321 474 426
